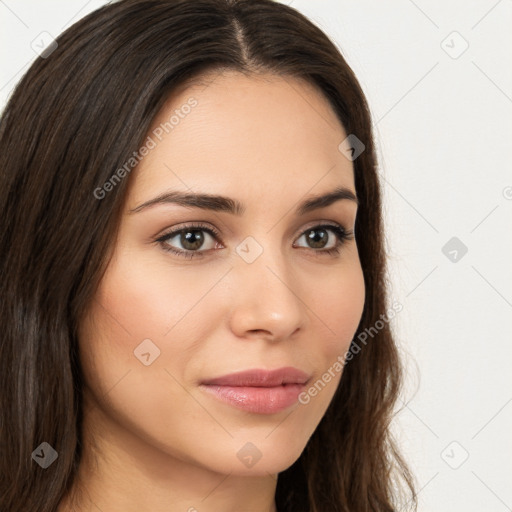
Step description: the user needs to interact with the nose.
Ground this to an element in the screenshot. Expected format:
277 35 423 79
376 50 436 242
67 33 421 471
227 244 308 342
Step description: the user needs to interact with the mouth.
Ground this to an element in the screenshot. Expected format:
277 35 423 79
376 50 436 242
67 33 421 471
199 367 311 414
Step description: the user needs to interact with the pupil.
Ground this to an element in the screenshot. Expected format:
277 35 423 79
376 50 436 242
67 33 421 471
182 230 204 250
307 228 327 249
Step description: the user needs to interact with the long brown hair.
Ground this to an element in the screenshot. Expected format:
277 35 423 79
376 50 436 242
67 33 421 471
0 1 416 510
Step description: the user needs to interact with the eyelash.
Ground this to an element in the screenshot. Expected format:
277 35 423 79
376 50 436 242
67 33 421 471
154 222 354 260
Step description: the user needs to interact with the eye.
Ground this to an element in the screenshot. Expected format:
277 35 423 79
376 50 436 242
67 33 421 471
293 224 354 257
155 222 221 259
155 222 354 259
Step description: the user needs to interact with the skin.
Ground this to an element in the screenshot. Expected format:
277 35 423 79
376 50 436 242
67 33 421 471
59 70 365 512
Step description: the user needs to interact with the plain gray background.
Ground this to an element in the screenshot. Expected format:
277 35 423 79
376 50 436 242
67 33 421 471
1 1 511 510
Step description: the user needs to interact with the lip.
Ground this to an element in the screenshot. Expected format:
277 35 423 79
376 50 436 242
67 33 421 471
199 367 311 414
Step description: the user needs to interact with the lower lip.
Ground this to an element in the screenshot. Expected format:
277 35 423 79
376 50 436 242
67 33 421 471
199 383 305 414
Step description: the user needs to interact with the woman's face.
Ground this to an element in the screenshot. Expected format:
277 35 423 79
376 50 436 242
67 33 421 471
79 70 365 478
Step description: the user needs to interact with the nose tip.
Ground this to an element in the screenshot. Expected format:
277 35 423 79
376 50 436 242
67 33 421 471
228 259 307 342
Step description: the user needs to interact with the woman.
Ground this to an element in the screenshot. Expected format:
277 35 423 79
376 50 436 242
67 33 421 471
0 0 416 510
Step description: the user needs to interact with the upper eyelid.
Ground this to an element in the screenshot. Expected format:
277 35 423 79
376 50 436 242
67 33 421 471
156 222 220 241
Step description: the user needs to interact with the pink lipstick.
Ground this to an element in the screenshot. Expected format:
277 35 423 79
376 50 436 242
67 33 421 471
199 367 310 414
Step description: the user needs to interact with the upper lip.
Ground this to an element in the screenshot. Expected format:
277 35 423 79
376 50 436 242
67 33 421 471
200 367 311 387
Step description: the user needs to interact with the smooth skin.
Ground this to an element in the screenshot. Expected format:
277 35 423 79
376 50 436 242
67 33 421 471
59 70 365 512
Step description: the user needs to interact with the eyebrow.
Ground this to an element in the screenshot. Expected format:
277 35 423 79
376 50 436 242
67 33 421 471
128 185 358 216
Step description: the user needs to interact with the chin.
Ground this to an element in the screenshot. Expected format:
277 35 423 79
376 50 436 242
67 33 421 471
198 436 307 477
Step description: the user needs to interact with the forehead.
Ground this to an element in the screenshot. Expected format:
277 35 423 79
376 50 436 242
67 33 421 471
127 70 355 207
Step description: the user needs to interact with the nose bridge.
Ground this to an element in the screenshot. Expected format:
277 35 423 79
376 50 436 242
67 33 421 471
228 232 307 338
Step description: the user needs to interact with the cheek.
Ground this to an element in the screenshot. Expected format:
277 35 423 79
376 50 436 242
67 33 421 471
89 248 226 343
311 259 366 358
289 258 365 419
77 248 232 407
76 255 229 468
